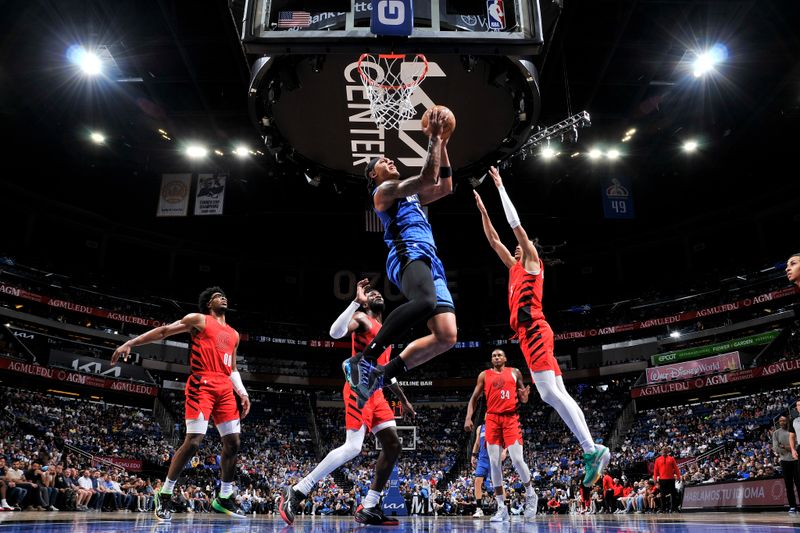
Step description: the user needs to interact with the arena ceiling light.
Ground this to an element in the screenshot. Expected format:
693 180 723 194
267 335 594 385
67 45 102 76
89 131 105 144
692 44 728 78
185 145 208 158
588 148 603 160
540 146 557 160
606 149 620 160
682 140 699 153
233 145 250 158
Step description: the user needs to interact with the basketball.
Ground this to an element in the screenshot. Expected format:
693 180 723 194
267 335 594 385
421 105 456 140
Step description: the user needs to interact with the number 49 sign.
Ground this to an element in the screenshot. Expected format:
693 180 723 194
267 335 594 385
602 176 635 219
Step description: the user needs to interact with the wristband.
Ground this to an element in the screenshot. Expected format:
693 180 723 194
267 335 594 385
439 166 452 179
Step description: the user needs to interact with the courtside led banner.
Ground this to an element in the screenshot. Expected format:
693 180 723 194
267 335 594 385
682 478 786 509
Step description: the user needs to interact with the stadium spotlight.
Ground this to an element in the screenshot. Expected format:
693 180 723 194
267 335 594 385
682 140 699 153
692 44 728 78
233 145 250 158
89 131 105 144
588 148 602 160
186 145 208 158
541 146 556 160
606 149 620 160
67 45 102 76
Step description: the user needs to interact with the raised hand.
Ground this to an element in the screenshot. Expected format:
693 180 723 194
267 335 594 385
111 343 131 365
424 108 445 138
474 190 487 214
354 278 370 306
488 166 503 188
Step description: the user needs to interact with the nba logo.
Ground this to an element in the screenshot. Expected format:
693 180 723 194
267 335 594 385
487 0 506 30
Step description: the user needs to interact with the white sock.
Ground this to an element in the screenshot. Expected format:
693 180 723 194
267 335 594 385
161 478 176 494
294 428 365 495
219 481 233 498
364 490 381 509
495 495 505 507
1 499 8 506
533 370 596 454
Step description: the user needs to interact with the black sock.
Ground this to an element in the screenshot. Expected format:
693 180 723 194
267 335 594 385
382 357 407 381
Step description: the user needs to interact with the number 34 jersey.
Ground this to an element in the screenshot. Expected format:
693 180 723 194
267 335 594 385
483 367 519 415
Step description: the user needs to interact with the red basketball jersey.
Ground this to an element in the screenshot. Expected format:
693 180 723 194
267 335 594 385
508 260 545 331
352 314 391 365
483 367 518 414
189 315 238 375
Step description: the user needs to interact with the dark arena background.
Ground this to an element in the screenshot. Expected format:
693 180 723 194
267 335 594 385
1 0 800 532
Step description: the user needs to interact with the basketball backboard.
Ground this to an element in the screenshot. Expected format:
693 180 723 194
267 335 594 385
242 0 544 55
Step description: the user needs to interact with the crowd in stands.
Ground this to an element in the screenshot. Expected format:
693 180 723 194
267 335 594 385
2 338 799 517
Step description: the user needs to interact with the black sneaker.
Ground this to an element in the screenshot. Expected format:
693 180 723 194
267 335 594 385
343 355 385 408
211 495 246 518
154 491 175 521
354 504 399 526
278 486 306 525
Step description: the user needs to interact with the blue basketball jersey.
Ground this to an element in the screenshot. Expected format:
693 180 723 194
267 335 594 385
375 193 438 257
478 425 489 461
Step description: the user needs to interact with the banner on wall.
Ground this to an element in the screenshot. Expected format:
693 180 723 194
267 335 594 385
554 286 798 341
631 357 800 398
602 176 635 219
94 457 143 472
652 331 780 365
0 357 158 396
645 351 741 384
194 174 226 215
156 173 191 217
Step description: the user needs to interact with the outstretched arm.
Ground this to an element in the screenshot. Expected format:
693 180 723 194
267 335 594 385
464 372 486 433
419 137 453 206
111 313 204 364
474 190 515 268
488 166 541 274
373 109 446 211
329 278 371 339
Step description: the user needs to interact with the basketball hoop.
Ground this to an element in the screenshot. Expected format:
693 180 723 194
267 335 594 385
357 53 428 130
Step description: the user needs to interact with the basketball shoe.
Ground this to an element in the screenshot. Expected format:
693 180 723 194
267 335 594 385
582 445 611 487
211 495 246 518
354 504 399 526
342 353 384 408
278 486 306 525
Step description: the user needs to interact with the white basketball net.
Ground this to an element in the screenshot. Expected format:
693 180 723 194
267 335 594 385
358 53 428 131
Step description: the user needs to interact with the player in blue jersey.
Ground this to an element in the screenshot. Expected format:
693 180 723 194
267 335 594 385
343 108 457 406
471 424 491 517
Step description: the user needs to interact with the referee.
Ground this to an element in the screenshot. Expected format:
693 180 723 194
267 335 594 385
775 415 800 512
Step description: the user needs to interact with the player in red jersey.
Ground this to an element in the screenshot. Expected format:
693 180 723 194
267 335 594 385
112 287 249 520
465 348 536 521
474 166 610 488
279 279 414 526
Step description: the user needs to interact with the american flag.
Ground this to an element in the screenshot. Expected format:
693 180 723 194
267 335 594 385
277 10 311 28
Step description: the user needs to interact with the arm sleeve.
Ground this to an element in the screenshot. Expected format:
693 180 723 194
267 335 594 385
497 186 520 229
329 300 361 339
230 371 248 397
